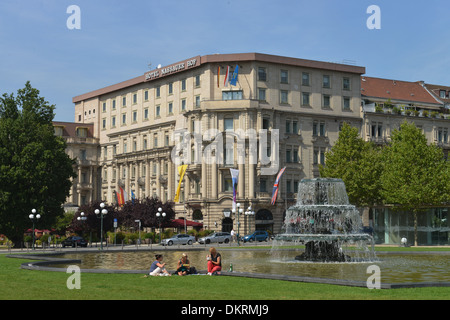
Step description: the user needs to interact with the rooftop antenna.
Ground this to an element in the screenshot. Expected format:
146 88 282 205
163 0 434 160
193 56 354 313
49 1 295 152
147 63 152 70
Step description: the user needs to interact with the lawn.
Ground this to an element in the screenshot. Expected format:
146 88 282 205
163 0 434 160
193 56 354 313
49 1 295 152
0 254 449 301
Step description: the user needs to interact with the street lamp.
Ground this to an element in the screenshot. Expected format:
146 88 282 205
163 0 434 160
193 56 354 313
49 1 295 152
77 212 87 221
95 203 108 250
156 207 166 244
135 220 141 245
29 209 41 250
245 206 255 235
233 203 243 246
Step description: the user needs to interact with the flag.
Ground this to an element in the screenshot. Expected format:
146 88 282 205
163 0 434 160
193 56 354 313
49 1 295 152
119 187 125 207
224 66 230 87
230 65 239 86
230 168 239 210
217 66 220 88
174 164 188 203
131 190 136 204
271 167 286 205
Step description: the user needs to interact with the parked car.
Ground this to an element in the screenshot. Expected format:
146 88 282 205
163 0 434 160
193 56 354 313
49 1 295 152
242 230 269 242
160 233 196 246
198 232 232 244
61 236 88 248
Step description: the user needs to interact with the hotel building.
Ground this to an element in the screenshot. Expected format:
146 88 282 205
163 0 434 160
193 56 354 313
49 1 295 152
70 53 365 234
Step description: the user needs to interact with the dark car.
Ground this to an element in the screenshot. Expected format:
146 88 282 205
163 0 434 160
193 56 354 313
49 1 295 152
242 230 269 242
61 236 88 248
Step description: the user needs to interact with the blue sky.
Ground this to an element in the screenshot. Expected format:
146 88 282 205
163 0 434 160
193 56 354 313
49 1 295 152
1 0 450 122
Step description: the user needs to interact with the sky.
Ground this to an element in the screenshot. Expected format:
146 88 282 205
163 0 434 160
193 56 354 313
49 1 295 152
1 0 450 122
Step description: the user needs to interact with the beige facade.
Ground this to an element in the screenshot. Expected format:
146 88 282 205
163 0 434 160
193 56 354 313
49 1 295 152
53 122 99 208
71 53 366 234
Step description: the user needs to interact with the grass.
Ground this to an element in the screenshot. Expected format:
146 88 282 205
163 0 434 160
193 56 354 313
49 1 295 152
0 254 449 300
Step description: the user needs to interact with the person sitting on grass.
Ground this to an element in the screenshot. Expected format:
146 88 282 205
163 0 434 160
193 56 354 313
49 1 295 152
176 253 191 276
146 254 171 277
206 247 221 275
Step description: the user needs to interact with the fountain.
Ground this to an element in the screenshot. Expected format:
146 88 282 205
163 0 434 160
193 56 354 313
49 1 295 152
274 178 376 262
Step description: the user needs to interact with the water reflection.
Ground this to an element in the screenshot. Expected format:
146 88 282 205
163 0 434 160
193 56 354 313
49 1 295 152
57 250 449 284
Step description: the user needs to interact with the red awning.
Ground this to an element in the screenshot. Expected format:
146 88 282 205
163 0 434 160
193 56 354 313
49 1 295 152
165 219 203 228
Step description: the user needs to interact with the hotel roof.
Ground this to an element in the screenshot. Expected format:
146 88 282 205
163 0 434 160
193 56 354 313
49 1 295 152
361 76 442 106
73 53 366 103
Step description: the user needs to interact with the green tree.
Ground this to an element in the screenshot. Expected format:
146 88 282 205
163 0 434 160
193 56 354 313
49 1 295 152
380 121 449 246
0 82 76 246
319 122 383 207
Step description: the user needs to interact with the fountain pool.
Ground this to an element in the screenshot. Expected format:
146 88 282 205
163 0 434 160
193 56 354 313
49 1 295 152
48 249 450 284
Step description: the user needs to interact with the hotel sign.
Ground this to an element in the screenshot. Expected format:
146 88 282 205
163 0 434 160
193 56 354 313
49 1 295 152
145 56 200 81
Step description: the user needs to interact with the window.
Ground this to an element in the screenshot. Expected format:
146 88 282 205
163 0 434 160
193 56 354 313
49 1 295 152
343 97 351 110
156 86 160 98
222 91 243 100
280 70 288 83
76 127 88 137
144 90 149 101
440 90 446 98
313 121 326 137
153 133 158 148
293 148 298 163
286 149 291 163
223 177 233 192
122 113 126 125
112 99 116 110
262 118 270 130
258 67 267 81
224 143 234 166
371 122 383 138
286 120 291 133
224 118 234 131
323 75 330 88
143 138 147 150
343 77 351 90
132 111 137 122
102 118 106 129
102 102 106 112
323 95 331 108
155 105 161 117
123 141 127 154
286 180 292 193
168 82 173 95
260 179 267 192
280 90 289 104
181 99 186 111
292 121 298 134
133 93 137 104
181 79 186 91
302 72 310 86
144 108 149 120
313 148 326 165
111 116 116 127
122 96 127 107
258 88 266 101
195 75 201 87
133 139 137 152
168 102 173 115
302 92 310 106
195 95 201 108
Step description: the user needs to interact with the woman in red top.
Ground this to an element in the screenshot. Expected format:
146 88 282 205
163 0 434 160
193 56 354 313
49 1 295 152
206 247 221 275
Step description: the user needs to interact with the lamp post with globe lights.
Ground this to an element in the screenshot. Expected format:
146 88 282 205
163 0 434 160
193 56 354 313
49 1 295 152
156 207 166 244
245 206 255 235
95 203 108 250
29 209 41 250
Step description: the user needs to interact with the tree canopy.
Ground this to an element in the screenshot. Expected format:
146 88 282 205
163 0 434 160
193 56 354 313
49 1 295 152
319 122 383 207
380 121 450 245
0 82 76 246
